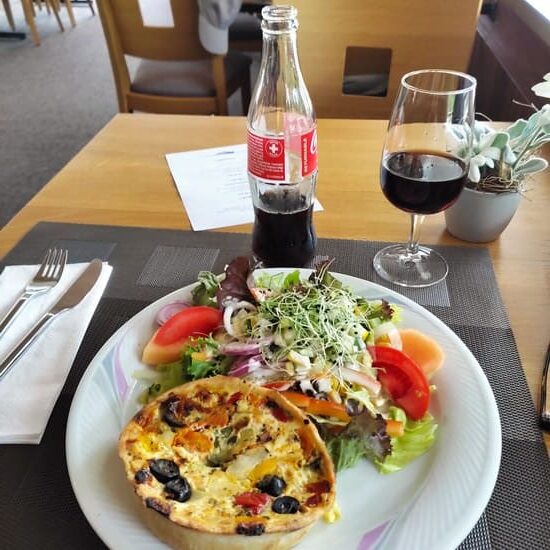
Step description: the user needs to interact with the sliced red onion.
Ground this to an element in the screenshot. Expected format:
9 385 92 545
223 304 238 336
221 342 261 356
155 301 191 325
220 337 273 356
223 301 258 337
228 354 264 377
341 366 381 396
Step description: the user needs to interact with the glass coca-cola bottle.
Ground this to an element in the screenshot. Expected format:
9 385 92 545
247 5 318 268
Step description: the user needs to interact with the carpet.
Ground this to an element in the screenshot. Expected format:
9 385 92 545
0 2 116 228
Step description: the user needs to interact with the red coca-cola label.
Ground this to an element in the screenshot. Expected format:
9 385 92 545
301 127 318 177
247 131 286 181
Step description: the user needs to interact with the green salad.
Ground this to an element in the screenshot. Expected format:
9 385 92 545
137 257 441 474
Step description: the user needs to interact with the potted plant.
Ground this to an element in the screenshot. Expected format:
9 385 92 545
445 75 550 243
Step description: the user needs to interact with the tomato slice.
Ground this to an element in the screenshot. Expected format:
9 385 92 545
368 345 430 420
142 306 222 365
154 306 222 345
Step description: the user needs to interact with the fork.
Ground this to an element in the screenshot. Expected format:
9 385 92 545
0 248 68 338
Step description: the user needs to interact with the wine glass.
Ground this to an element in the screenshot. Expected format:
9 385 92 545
373 69 476 288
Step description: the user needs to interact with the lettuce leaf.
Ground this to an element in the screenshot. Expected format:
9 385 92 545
192 271 220 307
323 407 437 474
375 407 437 474
255 270 301 291
323 411 391 472
326 437 365 472
138 338 232 403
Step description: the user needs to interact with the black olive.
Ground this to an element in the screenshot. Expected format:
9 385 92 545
307 456 322 471
236 522 265 536
164 476 192 503
134 469 151 484
162 397 185 427
272 496 300 514
149 459 179 483
145 497 170 516
256 475 287 497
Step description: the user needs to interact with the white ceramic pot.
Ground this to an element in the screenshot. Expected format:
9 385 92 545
444 187 521 243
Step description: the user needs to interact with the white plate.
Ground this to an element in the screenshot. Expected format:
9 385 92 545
66 270 501 550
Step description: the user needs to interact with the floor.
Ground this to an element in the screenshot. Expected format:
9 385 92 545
0 2 116 228
0 1 249 229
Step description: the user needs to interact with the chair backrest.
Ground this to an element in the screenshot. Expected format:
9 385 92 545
98 0 208 61
284 0 482 119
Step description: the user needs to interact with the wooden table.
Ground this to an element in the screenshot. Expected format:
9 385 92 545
1 114 549 449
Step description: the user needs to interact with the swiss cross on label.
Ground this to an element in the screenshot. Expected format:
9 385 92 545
265 140 283 158
248 131 285 180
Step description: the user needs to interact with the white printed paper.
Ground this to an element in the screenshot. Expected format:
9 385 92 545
166 144 323 232
137 0 174 28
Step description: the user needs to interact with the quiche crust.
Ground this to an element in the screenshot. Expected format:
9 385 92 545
119 376 336 549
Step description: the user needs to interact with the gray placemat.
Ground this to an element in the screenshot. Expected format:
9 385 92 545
0 222 548 550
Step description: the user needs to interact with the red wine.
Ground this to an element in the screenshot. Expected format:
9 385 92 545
381 151 467 214
252 192 316 267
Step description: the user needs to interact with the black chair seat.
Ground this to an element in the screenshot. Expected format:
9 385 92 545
342 73 389 97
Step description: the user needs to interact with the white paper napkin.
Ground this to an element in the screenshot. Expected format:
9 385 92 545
0 262 113 444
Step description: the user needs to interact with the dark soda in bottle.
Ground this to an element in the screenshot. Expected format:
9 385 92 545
247 5 318 267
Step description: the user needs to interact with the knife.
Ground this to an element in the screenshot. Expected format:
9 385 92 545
0 259 103 382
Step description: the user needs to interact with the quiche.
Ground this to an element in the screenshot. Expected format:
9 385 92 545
119 376 336 550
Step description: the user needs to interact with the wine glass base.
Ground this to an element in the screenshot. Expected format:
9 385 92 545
373 244 448 288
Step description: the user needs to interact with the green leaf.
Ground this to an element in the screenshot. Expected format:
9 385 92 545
505 119 527 140
531 136 550 149
502 145 517 165
138 360 187 403
282 270 301 289
326 437 366 472
490 132 509 149
532 80 550 99
514 157 548 176
187 359 218 379
192 271 219 307
255 272 285 290
375 408 437 474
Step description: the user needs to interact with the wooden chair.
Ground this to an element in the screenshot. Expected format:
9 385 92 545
282 0 482 119
1 0 16 31
97 0 252 115
20 0 75 46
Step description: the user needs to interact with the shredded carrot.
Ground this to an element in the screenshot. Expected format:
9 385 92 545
281 391 350 422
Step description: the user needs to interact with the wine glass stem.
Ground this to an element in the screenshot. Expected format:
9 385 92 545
406 214 425 255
